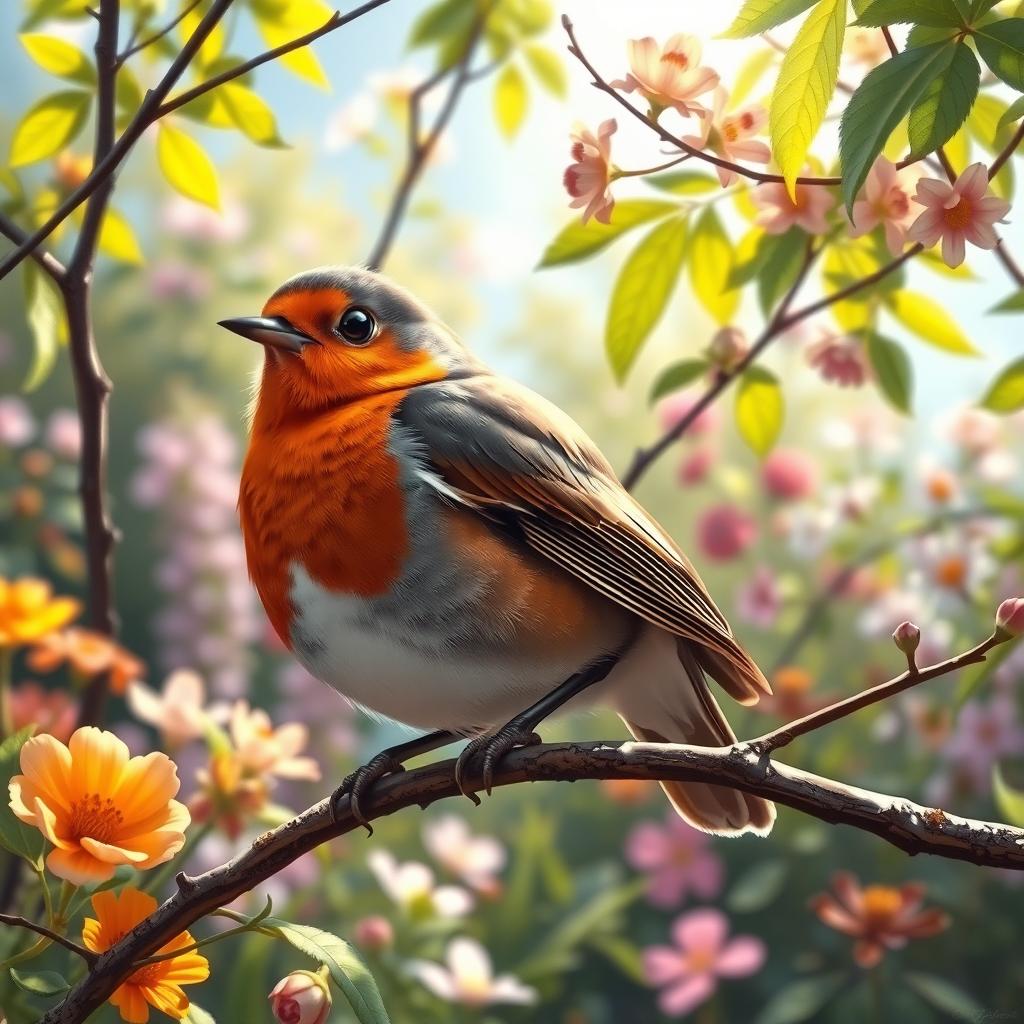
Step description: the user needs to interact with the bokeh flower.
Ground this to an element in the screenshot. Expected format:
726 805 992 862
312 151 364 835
44 408 82 460
0 577 79 647
659 391 720 437
612 34 719 117
806 332 870 387
353 915 395 951
268 969 332 1024
941 695 1024 791
423 814 505 893
368 850 472 919
761 448 818 501
188 750 270 840
908 163 1010 268
753 177 835 234
735 566 782 629
9 726 189 883
408 937 537 1007
681 87 769 186
128 670 227 748
564 119 617 224
757 666 835 720
811 872 949 967
644 908 765 1016
29 627 144 694
0 396 36 448
83 887 209 1022
678 447 715 485
696 504 756 561
626 812 724 907
849 157 921 255
229 700 321 782
9 682 78 742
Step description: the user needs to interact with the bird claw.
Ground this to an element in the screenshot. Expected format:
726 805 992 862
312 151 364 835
330 752 405 834
454 727 542 801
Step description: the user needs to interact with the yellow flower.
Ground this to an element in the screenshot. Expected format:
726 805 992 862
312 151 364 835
8 726 189 884
83 887 210 1023
0 576 79 646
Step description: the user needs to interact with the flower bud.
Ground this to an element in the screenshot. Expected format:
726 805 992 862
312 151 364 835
353 915 394 952
269 969 332 1024
892 621 921 655
995 597 1024 638
706 326 748 372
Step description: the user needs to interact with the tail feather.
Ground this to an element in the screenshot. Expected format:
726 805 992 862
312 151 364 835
614 631 775 837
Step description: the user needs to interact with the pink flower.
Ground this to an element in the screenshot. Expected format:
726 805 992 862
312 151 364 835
563 119 617 224
907 162 1011 268
678 447 715 485
761 448 818 500
0 397 36 448
422 814 505 892
644 909 765 1017
268 969 331 1024
849 157 921 255
611 34 719 117
736 566 782 629
806 332 870 387
8 683 77 743
408 938 537 1007
944 695 1024 790
997 597 1024 637
128 669 228 748
229 700 321 782
367 850 472 918
753 178 836 234
696 504 756 561
353 915 394 951
44 410 81 461
626 812 724 907
681 88 770 186
658 391 720 437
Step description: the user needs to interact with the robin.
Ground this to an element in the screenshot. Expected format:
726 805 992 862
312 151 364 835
221 266 775 837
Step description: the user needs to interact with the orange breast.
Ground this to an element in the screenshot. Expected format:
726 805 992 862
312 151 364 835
240 394 409 647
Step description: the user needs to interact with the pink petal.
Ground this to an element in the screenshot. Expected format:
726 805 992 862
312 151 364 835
942 229 966 268
673 908 728 955
907 208 944 246
975 195 1011 219
715 936 767 977
644 946 687 985
626 822 672 870
660 973 716 1017
914 178 952 205
964 220 998 248
957 162 989 201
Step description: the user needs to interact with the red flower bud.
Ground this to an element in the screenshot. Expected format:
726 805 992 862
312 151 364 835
892 621 921 655
995 598 1024 638
353 915 394 952
269 969 332 1024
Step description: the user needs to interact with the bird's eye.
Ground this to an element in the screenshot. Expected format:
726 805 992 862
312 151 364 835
335 306 376 346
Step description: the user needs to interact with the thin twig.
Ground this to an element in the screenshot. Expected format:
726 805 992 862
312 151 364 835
988 121 1024 181
0 214 65 282
115 0 203 65
0 914 97 964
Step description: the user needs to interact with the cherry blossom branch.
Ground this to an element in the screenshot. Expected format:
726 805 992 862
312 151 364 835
0 914 97 964
38 621 1024 1024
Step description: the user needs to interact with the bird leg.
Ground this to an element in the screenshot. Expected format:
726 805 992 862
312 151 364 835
331 729 460 832
454 648 626 802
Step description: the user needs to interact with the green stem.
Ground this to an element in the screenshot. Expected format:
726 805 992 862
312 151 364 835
35 863 54 928
142 820 213 895
0 935 50 970
613 153 692 178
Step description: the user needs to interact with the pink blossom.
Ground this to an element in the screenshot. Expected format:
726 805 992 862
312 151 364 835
0 397 36 447
943 696 1024 790
408 938 536 1007
422 814 505 892
907 162 1011 268
753 178 836 235
678 447 715 485
353 915 394 951
941 406 1002 455
736 566 782 629
761 448 818 500
806 332 870 387
682 87 769 186
696 504 756 561
563 119 617 224
44 410 81 460
268 970 331 1024
849 157 921 255
626 812 724 907
644 909 765 1017
161 195 248 243
658 391 719 437
611 34 719 117
997 597 1024 637
229 701 321 782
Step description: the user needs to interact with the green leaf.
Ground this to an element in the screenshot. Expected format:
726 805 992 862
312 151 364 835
9 968 69 998
19 33 95 83
754 973 849 1024
904 973 984 1021
998 93 1024 129
839 41 957 212
855 0 964 26
735 366 784 456
689 207 738 324
217 83 286 146
408 0 474 46
980 355 1024 412
262 919 390 1024
991 289 1024 312
884 289 979 354
757 228 808 315
726 860 787 913
906 41 979 156
9 90 91 167
23 263 68 393
156 122 220 209
866 332 913 412
974 18 1024 90
182 1004 217 1024
647 170 721 194
116 64 143 112
993 764 1024 826
605 215 688 382
720 0 817 38
0 725 44 863
537 200 677 267
730 49 777 107
523 43 566 97
21 0 92 29
494 63 528 138
251 0 333 88
649 359 709 403
769 0 846 197
97 208 144 265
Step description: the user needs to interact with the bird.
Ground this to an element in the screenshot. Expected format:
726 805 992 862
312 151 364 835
221 265 775 837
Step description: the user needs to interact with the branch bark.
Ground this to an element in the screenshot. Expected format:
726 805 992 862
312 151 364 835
0 914 97 964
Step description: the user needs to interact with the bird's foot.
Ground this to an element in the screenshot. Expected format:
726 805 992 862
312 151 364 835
330 752 405 834
454 727 542 802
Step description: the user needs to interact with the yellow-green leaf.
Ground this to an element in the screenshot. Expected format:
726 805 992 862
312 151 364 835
769 0 846 198
605 215 688 382
22 264 67 393
97 208 143 265
9 90 91 167
179 6 225 68
729 48 776 108
980 355 1024 413
253 0 334 89
538 200 677 267
721 0 817 38
735 366 784 456
19 33 94 83
156 123 220 209
689 207 738 324
993 764 1024 827
218 83 285 146
884 289 979 355
524 43 566 97
494 63 528 139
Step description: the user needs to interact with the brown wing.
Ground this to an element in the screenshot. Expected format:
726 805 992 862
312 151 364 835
398 374 770 704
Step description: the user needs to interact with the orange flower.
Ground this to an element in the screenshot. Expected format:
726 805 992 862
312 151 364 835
188 751 270 840
29 628 145 694
83 887 209 1023
811 872 949 967
8 726 189 884
0 577 79 646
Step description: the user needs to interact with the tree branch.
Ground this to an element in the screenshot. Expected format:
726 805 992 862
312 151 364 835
0 214 65 282
115 0 203 66
0 914 97 964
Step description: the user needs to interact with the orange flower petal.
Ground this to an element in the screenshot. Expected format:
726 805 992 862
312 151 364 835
140 983 190 1018
17 732 73 812
47 845 117 885
113 752 181 824
31 795 76 850
110 983 151 1024
68 727 130 799
79 836 152 866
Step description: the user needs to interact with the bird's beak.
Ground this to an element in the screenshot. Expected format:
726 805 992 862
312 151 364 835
217 315 315 354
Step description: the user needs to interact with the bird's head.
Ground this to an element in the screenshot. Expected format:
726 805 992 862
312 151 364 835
221 266 475 422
